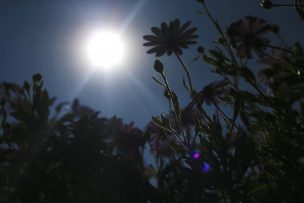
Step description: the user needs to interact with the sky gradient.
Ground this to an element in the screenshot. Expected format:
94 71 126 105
1 0 303 128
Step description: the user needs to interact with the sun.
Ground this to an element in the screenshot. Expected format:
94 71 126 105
86 30 124 70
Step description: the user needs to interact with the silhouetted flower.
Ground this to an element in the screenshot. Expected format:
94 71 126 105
187 79 229 109
180 107 201 127
114 122 145 159
227 16 273 58
143 19 198 57
145 122 172 156
258 45 304 103
258 45 294 85
161 107 201 133
71 99 97 117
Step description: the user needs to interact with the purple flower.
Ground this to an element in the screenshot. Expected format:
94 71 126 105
227 16 273 58
143 19 198 57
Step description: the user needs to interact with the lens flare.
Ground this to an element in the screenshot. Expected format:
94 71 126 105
192 152 201 160
201 162 211 173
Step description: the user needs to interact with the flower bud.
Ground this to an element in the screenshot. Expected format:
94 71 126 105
33 73 42 82
154 59 164 73
163 90 170 99
197 46 205 53
260 0 272 9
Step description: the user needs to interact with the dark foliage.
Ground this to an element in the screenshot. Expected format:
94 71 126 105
0 75 155 203
1 1 304 202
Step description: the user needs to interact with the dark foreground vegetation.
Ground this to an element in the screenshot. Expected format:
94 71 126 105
1 1 304 202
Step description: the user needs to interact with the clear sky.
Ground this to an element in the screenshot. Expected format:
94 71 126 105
0 0 303 128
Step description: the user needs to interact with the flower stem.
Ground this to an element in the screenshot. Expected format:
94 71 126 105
265 44 299 56
201 2 238 66
260 48 299 69
160 72 188 145
211 98 239 131
272 4 296 7
247 77 287 118
174 51 194 94
201 2 241 91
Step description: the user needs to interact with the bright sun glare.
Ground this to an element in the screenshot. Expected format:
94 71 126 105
86 31 124 70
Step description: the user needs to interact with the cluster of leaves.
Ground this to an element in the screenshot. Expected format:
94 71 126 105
142 1 304 202
1 1 304 202
0 74 155 203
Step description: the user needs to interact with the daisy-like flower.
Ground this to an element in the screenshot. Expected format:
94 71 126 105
258 44 303 99
258 45 292 85
143 19 198 57
187 79 229 109
145 122 172 156
167 107 201 130
227 16 273 58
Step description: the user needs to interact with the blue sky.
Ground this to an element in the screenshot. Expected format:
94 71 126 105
0 0 303 128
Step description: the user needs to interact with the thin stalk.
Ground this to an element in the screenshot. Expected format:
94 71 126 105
160 72 188 145
250 82 303 134
275 33 287 46
174 51 193 93
265 44 299 57
211 98 240 131
147 141 161 171
202 2 239 68
260 49 299 75
201 2 241 91
247 78 286 117
271 4 296 7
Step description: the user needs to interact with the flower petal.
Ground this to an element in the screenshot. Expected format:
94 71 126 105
151 27 163 37
161 22 169 37
143 41 161 46
172 19 180 34
147 46 162 54
143 19 197 56
156 47 167 57
143 35 162 42
182 27 198 37
180 21 191 32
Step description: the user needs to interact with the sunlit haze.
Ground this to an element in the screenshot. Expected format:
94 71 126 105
1 0 303 128
86 30 124 71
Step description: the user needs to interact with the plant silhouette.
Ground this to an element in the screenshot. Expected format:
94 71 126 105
1 1 304 202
